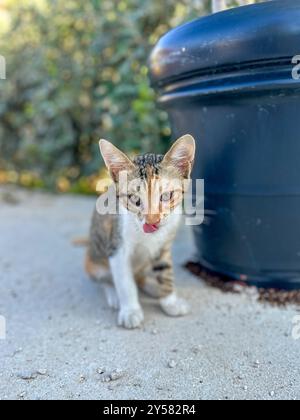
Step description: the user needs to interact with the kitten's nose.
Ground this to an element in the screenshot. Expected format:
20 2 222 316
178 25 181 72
145 215 161 226
143 215 160 234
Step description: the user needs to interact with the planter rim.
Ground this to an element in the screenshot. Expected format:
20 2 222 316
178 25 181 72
158 67 300 103
149 0 300 88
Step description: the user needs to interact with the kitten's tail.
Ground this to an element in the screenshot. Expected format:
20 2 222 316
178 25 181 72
72 237 89 247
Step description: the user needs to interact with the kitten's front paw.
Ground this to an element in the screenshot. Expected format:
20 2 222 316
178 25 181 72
118 307 144 329
160 293 191 317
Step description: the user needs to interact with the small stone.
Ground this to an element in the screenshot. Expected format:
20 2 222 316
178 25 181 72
233 284 244 293
269 391 275 397
37 369 48 376
151 329 158 335
97 367 105 375
101 369 125 382
243 386 248 391
17 371 38 381
11 348 23 357
191 345 203 354
79 374 86 383
110 369 124 381
168 360 177 368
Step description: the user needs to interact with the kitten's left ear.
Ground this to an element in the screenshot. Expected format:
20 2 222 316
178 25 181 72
162 134 196 178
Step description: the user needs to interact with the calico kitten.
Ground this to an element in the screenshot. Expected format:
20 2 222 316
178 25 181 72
85 134 196 329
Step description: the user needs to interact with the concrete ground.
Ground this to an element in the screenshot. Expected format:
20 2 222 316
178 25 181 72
0 186 299 400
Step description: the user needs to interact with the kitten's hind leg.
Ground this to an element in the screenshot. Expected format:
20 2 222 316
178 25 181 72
160 292 190 317
137 273 161 299
153 247 191 317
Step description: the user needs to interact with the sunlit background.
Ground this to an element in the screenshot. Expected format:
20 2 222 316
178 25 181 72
0 0 263 194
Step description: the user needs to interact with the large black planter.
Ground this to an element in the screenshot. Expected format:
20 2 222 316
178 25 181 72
150 0 300 289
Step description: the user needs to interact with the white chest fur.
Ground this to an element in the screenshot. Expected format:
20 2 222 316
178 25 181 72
120 211 181 261
107 210 185 329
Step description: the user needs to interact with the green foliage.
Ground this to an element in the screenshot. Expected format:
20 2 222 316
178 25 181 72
0 0 262 192
0 0 211 191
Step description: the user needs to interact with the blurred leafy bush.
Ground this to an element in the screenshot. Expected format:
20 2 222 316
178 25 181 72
0 0 259 193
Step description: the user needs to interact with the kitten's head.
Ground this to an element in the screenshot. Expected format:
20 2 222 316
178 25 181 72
99 135 195 234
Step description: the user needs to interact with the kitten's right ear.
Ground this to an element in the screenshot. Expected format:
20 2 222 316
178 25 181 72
162 134 196 178
99 139 135 182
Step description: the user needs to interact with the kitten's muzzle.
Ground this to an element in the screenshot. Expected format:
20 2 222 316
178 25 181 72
143 223 160 234
143 215 161 233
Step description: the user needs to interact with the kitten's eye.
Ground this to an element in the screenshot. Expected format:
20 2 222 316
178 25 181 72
129 194 141 207
161 191 173 202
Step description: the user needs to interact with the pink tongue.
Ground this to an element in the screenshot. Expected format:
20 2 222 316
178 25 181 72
143 223 159 234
